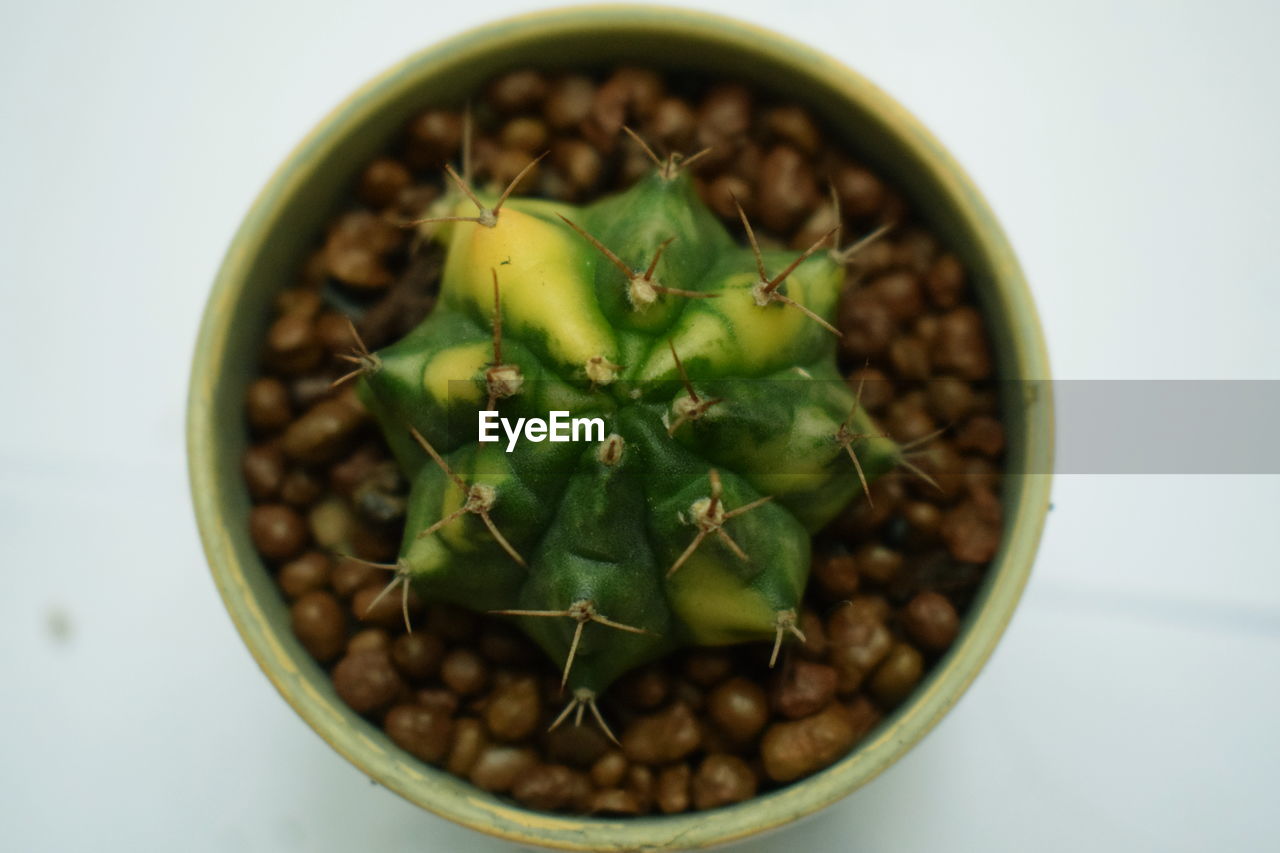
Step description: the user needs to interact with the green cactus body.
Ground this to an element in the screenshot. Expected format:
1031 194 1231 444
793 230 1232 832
357 164 899 711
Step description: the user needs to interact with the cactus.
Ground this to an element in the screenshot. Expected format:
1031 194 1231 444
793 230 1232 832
347 139 906 735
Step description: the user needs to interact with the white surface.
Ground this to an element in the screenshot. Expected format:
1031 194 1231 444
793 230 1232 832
2 1 1278 851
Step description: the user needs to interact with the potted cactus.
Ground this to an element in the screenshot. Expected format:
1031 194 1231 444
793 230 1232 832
189 6 1053 849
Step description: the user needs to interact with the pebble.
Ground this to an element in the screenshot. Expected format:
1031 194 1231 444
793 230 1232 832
416 688 459 717
281 398 366 465
332 650 404 715
358 158 412 208
648 97 696 148
265 313 322 375
833 163 885 218
552 139 603 192
932 307 993 379
307 498 353 552
704 174 753 220
245 377 293 432
391 632 445 682
697 84 752 145
488 70 548 114
868 643 924 706
760 703 857 783
838 290 895 358
765 105 820 153
845 366 894 412
926 377 975 423
757 145 818 233
683 649 733 687
330 557 376 599
249 504 308 561
940 487 1003 563
854 543 903 585
512 764 583 811
347 628 390 655
385 704 452 763
406 110 462 167
589 789 643 816
613 665 670 710
445 718 488 776
771 659 839 720
440 648 489 697
901 591 961 651
705 677 769 743
657 763 692 814
501 116 549 152
621 702 702 764
469 746 539 793
543 75 595 129
827 604 892 694
280 467 323 507
956 415 1006 458
352 582 416 631
926 253 966 307
277 551 330 600
290 591 346 662
692 754 758 809
872 271 925 322
483 676 541 742
890 336 931 380
590 750 628 789
813 551 859 598
541 718 608 769
242 444 284 500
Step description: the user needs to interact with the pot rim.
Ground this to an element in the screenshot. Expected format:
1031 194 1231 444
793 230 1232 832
188 5 1054 850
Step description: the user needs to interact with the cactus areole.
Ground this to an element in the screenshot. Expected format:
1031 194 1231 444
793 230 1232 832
354 154 903 730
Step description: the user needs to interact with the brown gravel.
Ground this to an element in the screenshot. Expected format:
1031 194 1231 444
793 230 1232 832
693 754 758 809
761 703 858 783
621 702 703 765
241 65 1007 816
332 650 404 715
385 704 452 763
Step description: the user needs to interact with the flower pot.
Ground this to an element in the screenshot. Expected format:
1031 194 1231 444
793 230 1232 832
187 5 1053 849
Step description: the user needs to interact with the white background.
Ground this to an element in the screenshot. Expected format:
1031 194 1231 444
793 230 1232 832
2 1 1278 851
